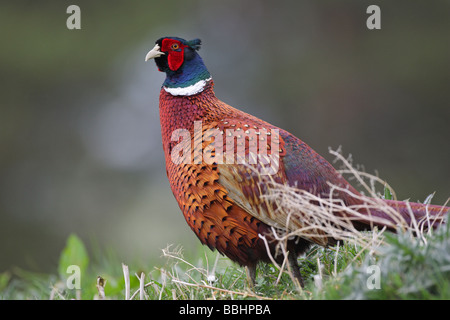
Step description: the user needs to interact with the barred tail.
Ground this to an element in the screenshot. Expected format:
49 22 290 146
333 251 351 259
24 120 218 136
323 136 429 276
355 199 449 231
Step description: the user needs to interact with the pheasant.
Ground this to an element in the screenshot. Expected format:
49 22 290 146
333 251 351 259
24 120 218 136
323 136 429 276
145 37 449 286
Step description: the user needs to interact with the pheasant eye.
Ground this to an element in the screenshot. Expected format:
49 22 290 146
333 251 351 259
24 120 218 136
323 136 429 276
171 43 180 50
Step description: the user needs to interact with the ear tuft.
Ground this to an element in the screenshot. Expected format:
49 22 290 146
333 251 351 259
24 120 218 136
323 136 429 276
187 38 202 51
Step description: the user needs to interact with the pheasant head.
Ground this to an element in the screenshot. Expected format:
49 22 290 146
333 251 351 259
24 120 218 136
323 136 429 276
145 37 211 96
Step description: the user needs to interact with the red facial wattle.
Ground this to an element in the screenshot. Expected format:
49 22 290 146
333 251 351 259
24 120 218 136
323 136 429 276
161 39 187 71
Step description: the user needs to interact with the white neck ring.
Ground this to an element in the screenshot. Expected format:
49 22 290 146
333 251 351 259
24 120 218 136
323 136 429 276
164 78 212 96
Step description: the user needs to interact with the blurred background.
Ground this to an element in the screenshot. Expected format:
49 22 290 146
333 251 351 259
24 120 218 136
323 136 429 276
0 0 448 273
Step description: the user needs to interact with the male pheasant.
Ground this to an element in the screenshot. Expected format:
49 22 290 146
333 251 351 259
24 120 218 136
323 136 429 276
145 37 449 286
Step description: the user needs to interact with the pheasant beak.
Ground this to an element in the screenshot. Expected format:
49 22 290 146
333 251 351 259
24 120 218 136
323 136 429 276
145 44 165 61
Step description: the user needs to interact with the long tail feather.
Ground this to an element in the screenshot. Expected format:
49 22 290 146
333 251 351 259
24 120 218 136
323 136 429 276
358 199 449 231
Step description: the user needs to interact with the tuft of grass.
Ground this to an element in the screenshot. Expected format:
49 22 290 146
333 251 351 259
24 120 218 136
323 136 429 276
1 222 449 300
315 218 450 299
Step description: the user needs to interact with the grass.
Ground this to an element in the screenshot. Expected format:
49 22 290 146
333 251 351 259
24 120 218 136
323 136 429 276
1 220 449 300
1 149 449 300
